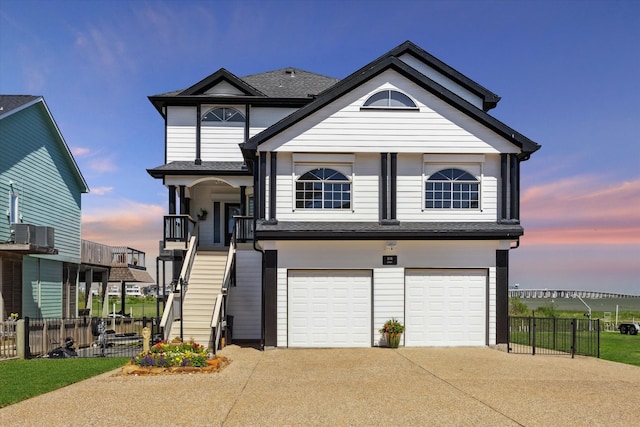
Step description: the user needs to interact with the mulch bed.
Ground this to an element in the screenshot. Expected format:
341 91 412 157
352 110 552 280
119 355 230 375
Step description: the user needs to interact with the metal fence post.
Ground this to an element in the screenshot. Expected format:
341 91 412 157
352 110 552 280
532 313 536 355
571 319 577 358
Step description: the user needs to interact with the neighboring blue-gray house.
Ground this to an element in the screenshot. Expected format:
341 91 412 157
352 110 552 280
0 95 89 320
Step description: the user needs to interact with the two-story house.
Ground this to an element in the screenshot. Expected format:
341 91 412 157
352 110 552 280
0 95 90 320
148 41 540 349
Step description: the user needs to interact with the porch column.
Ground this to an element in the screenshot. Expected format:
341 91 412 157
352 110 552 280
240 186 246 215
258 153 266 220
268 151 277 222
390 153 397 221
500 154 508 221
263 250 277 347
509 155 519 221
101 271 109 318
179 185 187 215
85 268 93 315
380 153 388 221
195 104 202 165
496 250 509 345
168 185 176 214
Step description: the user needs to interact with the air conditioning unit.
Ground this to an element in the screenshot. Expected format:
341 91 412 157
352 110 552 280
13 223 37 244
35 226 55 248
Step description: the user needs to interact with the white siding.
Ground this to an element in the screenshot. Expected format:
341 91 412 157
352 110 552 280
373 267 404 346
261 71 518 154
272 152 379 222
273 240 499 348
167 106 197 162
204 81 245 96
228 249 262 340
398 53 484 110
250 107 298 130
396 153 500 222
200 127 244 162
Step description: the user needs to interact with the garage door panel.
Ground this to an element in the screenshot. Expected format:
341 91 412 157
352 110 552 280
289 270 371 348
406 269 487 347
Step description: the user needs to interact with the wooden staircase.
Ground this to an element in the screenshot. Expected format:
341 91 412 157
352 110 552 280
172 250 227 348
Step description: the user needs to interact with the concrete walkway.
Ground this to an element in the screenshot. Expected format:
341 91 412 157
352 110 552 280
1 345 638 426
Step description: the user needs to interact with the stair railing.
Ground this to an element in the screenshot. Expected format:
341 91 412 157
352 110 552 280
160 224 199 340
211 232 237 353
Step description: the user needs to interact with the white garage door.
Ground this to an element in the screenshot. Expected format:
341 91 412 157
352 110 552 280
405 269 487 346
288 270 372 348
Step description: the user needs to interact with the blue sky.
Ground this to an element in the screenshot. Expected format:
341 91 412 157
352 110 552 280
1 0 638 293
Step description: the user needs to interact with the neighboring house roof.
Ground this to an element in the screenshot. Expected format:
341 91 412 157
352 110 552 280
148 68 340 116
255 221 524 240
147 161 250 178
0 95 90 193
0 95 39 116
241 42 541 160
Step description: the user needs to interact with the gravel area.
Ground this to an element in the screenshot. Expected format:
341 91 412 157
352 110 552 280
1 345 638 426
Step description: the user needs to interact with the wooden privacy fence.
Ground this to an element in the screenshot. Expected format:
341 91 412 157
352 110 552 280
509 316 600 358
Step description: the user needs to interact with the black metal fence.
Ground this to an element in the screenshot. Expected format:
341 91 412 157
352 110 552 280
509 316 600 358
23 316 161 359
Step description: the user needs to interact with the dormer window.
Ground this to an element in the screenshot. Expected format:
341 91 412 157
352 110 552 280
362 90 417 109
202 107 245 124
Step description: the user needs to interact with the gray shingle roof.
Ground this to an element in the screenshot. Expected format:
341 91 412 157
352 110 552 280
0 95 39 118
147 161 249 178
241 68 340 98
255 221 524 240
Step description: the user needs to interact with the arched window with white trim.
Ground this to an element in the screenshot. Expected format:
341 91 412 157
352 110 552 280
202 107 245 124
425 168 479 209
363 90 417 109
295 168 351 209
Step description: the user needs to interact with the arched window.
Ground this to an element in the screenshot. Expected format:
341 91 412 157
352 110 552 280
363 90 417 109
296 168 351 209
425 168 479 209
202 107 245 124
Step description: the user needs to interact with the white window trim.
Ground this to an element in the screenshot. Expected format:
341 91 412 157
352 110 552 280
291 158 355 213
422 155 484 212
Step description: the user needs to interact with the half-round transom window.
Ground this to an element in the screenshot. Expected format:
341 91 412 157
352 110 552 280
425 168 479 209
296 168 351 209
363 90 417 109
202 107 245 123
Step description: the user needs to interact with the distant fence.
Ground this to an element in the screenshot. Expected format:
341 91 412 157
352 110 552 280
509 316 600 358
0 321 17 359
0 317 161 360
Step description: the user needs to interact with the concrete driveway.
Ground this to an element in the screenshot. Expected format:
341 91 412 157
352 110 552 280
1 345 638 426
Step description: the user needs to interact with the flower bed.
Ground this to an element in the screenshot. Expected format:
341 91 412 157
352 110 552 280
121 338 229 375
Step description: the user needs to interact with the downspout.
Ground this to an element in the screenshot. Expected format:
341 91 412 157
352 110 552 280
251 152 266 351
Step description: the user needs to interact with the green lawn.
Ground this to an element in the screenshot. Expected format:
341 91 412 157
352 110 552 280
600 332 640 366
81 296 161 318
0 357 129 408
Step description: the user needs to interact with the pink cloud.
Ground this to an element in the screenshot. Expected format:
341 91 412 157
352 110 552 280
82 200 164 262
521 176 640 245
71 146 91 157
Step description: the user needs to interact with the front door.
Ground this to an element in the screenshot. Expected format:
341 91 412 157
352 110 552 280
224 204 242 246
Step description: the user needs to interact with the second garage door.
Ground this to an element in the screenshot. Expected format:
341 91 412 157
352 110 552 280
288 270 372 348
405 269 487 347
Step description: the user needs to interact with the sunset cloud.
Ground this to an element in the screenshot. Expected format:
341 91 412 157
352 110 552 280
521 176 640 245
82 200 164 266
